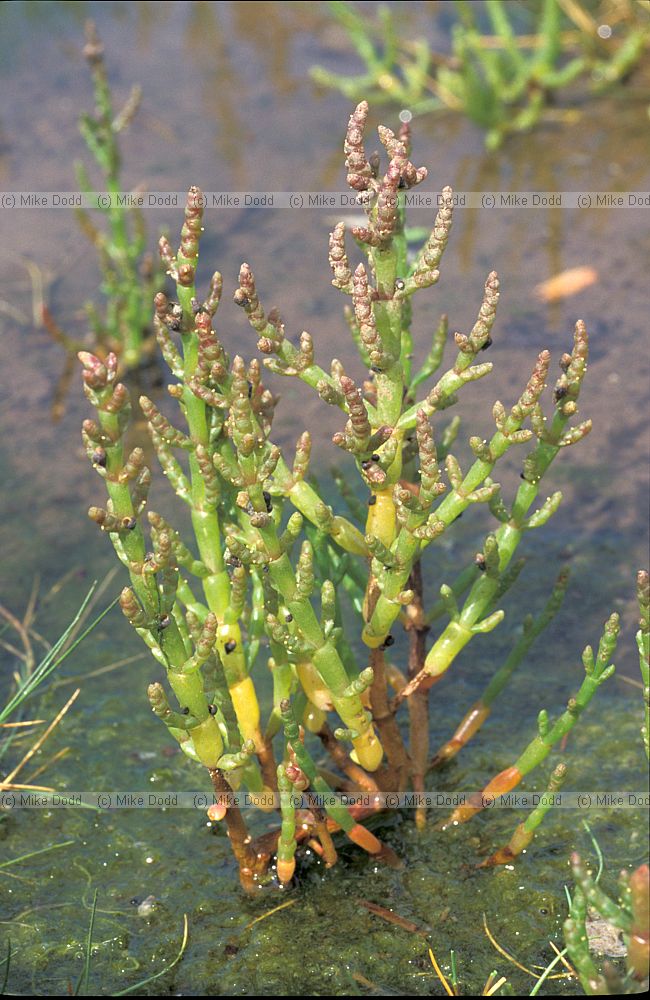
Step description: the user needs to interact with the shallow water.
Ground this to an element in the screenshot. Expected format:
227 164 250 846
1 2 649 994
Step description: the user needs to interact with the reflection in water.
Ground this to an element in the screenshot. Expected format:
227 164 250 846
184 2 250 174
415 103 650 290
230 1 320 96
182 1 328 175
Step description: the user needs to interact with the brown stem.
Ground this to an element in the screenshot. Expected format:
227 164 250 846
256 733 279 792
369 646 411 790
391 660 441 710
429 700 491 769
252 802 402 871
208 768 268 892
252 808 317 861
363 565 410 791
405 561 430 829
306 792 338 867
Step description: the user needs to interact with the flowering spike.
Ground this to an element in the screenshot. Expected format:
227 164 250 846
328 222 353 292
416 410 445 507
118 447 146 484
280 512 304 553
292 432 311 482
140 395 191 449
454 272 499 354
177 186 204 276
203 271 223 315
120 587 148 628
195 444 220 509
558 420 592 447
344 100 372 191
352 263 386 367
406 187 454 293
510 351 551 423
339 374 372 452
524 491 563 529
88 506 137 534
234 262 268 335
296 541 315 598
153 312 183 378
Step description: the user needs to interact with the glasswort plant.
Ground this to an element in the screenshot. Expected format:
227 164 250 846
73 21 161 368
80 102 618 890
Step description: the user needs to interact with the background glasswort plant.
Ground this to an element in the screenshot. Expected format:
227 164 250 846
556 573 650 995
311 0 650 149
564 852 649 992
44 21 161 372
80 101 627 891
